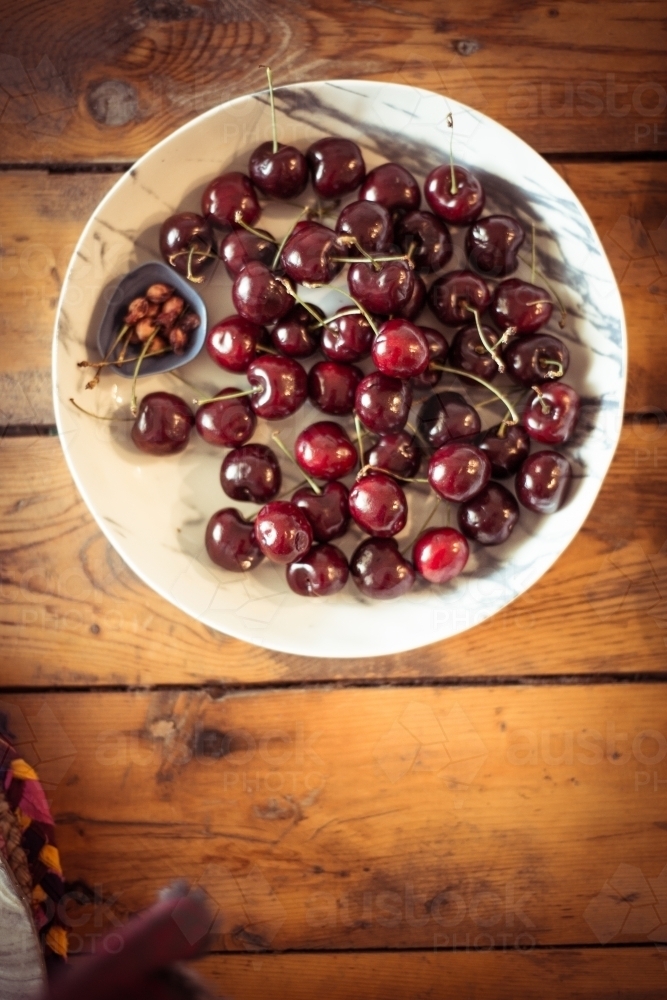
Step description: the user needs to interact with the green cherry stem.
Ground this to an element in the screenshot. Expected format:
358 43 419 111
262 65 279 155
463 303 505 373
233 213 279 244
196 387 261 405
517 252 567 329
271 431 322 494
431 363 519 425
401 495 441 556
278 279 324 324
69 398 134 421
332 286 379 336
272 205 310 270
358 463 428 484
313 308 361 328
130 329 160 415
446 112 457 195
354 413 365 469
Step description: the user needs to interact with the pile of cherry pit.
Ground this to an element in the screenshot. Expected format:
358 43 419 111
120 75 581 601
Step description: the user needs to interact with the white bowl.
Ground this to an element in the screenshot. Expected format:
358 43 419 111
53 80 626 658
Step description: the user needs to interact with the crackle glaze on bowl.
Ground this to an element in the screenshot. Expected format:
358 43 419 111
53 81 626 658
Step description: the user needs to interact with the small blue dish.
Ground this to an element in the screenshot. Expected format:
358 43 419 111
96 261 207 378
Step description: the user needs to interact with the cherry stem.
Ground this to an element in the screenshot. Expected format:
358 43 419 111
431 363 519 425
354 413 365 469
279 280 324 324
312 308 361 328
333 286 379 336
531 384 551 415
262 65 279 155
517 253 567 328
69 398 134 421
401 496 441 556
233 214 278 244
255 343 279 355
104 323 130 362
272 205 309 270
196 387 261 404
78 349 170 371
271 431 322 494
131 329 160 415
540 358 564 378
330 253 411 264
447 112 456 196
405 419 430 452
463 303 505 373
358 463 429 484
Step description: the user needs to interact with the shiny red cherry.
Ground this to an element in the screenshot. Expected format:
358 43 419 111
522 382 580 444
131 392 194 455
466 215 524 276
159 212 216 280
372 318 429 379
281 220 347 285
425 164 485 224
321 309 374 362
308 361 363 415
516 450 572 514
396 210 453 273
395 274 426 321
490 278 553 334
254 501 313 564
232 261 293 326
355 372 412 434
349 471 408 537
205 508 264 572
220 444 281 503
292 481 350 542
286 543 349 597
360 162 420 212
350 538 415 600
458 482 519 545
295 421 357 481
220 227 275 278
307 137 365 197
195 388 256 447
428 270 491 327
413 527 469 584
479 423 530 479
336 200 394 253
504 333 570 386
249 140 308 199
348 259 415 316
271 303 324 358
428 443 491 502
411 327 449 390
247 355 308 420
202 171 260 229
448 323 501 382
364 431 422 479
206 314 265 372
417 391 480 449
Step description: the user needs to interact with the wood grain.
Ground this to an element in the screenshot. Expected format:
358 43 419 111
3 685 667 951
0 0 664 163
1 424 665 687
193 949 667 1000
1 161 666 425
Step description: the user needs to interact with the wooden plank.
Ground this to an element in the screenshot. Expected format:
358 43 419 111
1 424 665 686
0 0 664 163
1 161 666 425
193 949 667 1000
3 685 667 952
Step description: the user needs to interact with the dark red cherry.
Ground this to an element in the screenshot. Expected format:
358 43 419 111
428 270 491 327
131 392 194 455
220 443 281 503
424 164 485 224
413 527 469 584
281 220 347 285
411 327 449 390
466 215 524 276
247 355 308 420
206 314 265 372
254 501 313 564
395 210 453 273
232 261 293 325
336 200 393 253
372 318 429 379
504 333 570 386
490 278 553 334
286 544 349 597
350 538 415 600
428 443 491 502
271 303 324 358
364 431 422 479
307 137 365 197
321 308 374 362
205 508 264 572
395 274 426 321
349 471 408 537
220 227 275 278
479 423 530 478
417 391 480 449
249 140 308 199
516 450 572 514
308 361 363 415
360 162 420 213
292 481 350 542
195 388 256 447
458 482 519 545
522 382 580 444
295 421 357 481
449 323 501 382
202 171 260 229
355 373 412 434
348 259 415 316
159 212 216 280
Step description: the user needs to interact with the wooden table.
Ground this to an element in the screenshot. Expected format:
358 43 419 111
1 1 666 996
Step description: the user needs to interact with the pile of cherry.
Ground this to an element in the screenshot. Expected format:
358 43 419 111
128 128 580 601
